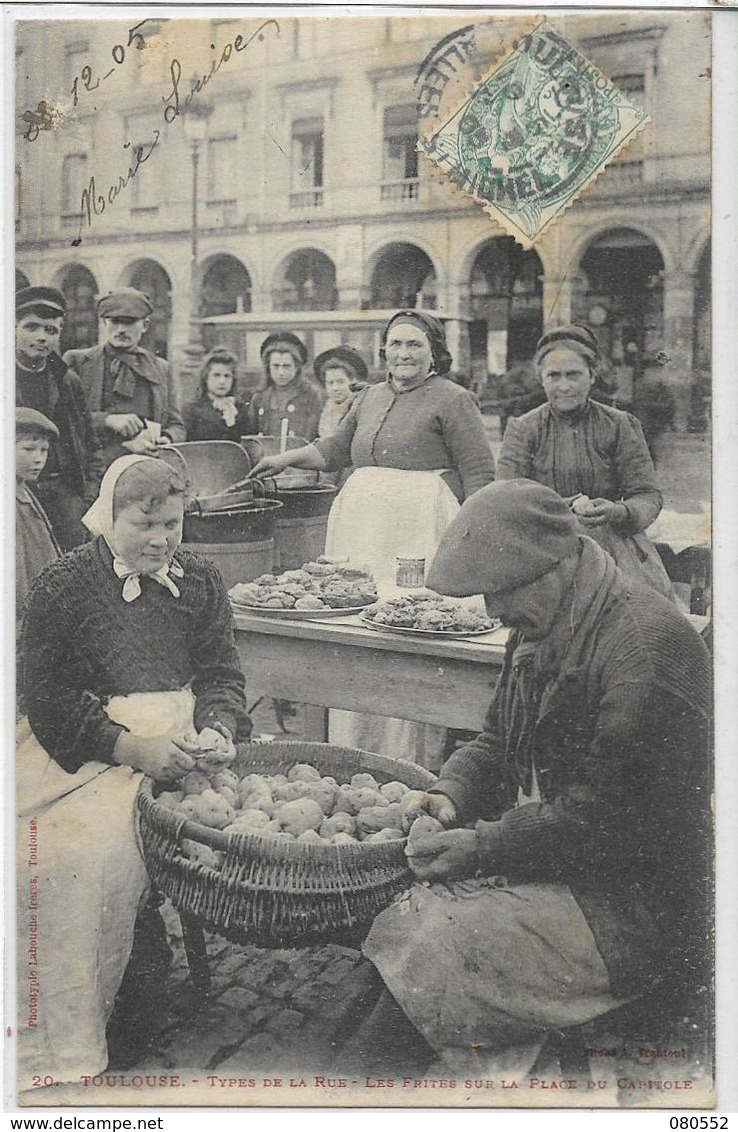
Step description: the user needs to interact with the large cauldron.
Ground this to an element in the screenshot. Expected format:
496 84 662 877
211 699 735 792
183 499 283 544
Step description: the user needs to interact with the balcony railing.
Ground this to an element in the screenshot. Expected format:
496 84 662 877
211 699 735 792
289 189 323 210
380 178 419 203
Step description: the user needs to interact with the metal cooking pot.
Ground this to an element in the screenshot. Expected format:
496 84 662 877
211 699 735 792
183 499 283 544
273 483 339 519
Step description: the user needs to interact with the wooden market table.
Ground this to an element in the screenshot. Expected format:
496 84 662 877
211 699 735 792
232 609 509 738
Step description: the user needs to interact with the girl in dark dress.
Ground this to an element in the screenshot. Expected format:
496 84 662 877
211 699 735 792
182 347 251 442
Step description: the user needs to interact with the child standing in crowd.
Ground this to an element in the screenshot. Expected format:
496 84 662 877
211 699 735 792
15 407 61 627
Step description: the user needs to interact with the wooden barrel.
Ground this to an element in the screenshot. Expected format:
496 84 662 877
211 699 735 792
273 514 329 571
182 538 275 589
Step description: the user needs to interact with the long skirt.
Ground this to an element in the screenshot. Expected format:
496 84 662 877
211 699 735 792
363 878 637 1078
16 688 195 1088
325 467 460 771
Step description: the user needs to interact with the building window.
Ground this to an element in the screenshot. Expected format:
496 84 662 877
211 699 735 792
381 104 419 202
62 153 86 226
611 72 647 178
207 134 239 217
64 41 88 92
125 118 161 212
290 117 324 209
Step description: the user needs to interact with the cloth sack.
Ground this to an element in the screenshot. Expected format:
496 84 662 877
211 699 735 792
363 878 633 1078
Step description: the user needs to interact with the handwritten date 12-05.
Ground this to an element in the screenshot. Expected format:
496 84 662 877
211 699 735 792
21 18 152 138
69 20 151 107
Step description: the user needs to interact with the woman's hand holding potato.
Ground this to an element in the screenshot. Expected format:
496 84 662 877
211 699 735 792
113 732 195 781
400 790 457 832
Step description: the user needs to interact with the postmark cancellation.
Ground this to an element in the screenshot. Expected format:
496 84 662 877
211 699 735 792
420 22 650 248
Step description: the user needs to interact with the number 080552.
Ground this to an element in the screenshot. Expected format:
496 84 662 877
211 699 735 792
669 1119 728 1128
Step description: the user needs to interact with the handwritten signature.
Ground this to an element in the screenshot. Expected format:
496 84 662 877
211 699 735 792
71 133 160 247
70 19 279 245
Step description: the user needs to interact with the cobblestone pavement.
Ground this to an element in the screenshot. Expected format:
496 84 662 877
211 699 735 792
120 425 710 1078
131 902 377 1078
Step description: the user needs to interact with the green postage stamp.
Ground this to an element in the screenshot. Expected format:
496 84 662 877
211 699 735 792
420 21 649 248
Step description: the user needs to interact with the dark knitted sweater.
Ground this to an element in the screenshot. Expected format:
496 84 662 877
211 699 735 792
21 539 251 774
435 544 711 994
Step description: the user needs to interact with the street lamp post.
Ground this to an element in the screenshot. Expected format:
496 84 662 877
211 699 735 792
181 99 213 385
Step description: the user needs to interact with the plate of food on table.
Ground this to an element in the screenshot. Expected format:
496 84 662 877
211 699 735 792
360 592 499 638
228 556 378 617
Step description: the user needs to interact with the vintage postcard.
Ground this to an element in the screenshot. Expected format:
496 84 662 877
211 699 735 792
9 4 721 1112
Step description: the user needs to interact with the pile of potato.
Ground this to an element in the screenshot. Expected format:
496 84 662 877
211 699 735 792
228 557 378 611
157 761 432 870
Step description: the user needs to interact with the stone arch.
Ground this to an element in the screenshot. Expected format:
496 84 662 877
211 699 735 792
571 227 666 384
118 258 173 358
365 241 439 311
52 262 99 352
272 248 337 311
200 253 253 319
466 236 544 380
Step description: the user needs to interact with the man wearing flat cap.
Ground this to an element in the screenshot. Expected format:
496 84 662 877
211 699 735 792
64 287 185 471
344 480 711 1079
15 286 104 550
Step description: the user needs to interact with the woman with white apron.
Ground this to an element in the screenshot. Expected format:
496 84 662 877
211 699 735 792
249 311 496 769
16 455 251 1091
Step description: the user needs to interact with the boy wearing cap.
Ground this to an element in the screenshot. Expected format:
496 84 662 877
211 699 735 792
15 407 61 624
16 286 104 550
64 287 185 470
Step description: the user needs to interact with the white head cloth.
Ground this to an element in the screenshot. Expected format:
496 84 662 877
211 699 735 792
82 454 184 603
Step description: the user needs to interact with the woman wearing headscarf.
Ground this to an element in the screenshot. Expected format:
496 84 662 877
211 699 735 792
182 347 251 442
250 312 496 767
496 324 675 600
16 455 251 1089
313 345 368 440
251 311 496 585
246 331 324 442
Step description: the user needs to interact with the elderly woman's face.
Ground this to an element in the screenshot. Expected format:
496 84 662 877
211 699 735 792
269 351 299 387
539 345 594 413
113 496 183 574
323 366 352 405
206 363 235 398
385 322 434 390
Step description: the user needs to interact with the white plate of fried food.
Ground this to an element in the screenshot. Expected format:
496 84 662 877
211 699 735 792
360 593 499 638
229 557 378 617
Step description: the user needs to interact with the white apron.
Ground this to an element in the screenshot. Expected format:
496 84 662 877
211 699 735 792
16 688 195 1088
325 466 460 593
325 468 461 770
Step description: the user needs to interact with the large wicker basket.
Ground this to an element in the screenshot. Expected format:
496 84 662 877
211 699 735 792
137 740 437 947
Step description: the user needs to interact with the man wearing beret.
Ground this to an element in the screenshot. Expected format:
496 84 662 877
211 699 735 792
64 287 186 470
344 480 711 1079
15 286 104 550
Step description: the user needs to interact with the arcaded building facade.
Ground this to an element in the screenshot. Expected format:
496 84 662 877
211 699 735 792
16 12 710 422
